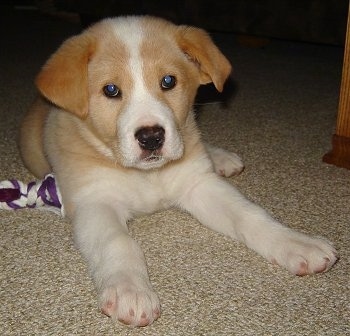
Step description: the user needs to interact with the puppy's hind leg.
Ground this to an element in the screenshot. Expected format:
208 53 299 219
19 97 52 178
205 143 244 177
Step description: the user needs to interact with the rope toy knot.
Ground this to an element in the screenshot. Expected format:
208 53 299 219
0 174 64 216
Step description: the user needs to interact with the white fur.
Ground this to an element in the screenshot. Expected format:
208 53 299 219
114 20 184 169
205 143 244 176
30 17 337 328
72 146 337 326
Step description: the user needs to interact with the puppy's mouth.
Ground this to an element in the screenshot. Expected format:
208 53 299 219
119 124 184 169
140 150 163 162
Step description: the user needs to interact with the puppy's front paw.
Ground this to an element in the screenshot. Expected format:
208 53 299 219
208 146 244 177
100 275 161 327
271 231 338 276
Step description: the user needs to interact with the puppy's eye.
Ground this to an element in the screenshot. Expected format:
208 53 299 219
161 75 176 90
103 84 121 98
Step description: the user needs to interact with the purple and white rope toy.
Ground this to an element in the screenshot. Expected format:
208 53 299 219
0 174 64 216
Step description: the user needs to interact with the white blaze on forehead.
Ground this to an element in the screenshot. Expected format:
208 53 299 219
111 17 173 118
111 17 184 169
112 17 146 101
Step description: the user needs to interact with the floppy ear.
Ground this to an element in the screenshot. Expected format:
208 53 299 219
175 26 232 92
35 33 95 118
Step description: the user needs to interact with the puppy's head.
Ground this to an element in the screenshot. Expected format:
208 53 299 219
36 16 231 170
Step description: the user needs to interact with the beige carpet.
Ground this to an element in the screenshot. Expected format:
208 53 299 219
1 7 349 336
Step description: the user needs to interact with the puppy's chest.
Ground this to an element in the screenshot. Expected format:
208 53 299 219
132 195 173 217
104 171 177 217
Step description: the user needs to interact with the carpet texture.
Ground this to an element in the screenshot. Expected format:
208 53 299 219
1 8 349 336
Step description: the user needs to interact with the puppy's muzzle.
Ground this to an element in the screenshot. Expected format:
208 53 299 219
135 126 165 151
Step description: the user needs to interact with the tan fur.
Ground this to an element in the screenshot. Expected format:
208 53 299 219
18 16 337 328
175 25 232 91
35 33 96 118
19 97 51 178
21 17 228 183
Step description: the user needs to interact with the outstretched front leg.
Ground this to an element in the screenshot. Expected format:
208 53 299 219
73 201 160 327
205 143 244 177
178 173 337 275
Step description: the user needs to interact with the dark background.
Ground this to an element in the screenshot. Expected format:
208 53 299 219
6 0 350 46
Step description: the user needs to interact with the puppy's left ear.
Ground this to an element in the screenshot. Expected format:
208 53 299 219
176 26 232 92
35 33 95 118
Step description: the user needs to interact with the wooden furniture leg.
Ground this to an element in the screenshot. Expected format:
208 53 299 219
323 5 350 169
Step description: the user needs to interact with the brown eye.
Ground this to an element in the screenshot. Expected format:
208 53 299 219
161 75 176 90
103 84 121 98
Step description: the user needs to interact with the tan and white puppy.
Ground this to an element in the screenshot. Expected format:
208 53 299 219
19 16 337 327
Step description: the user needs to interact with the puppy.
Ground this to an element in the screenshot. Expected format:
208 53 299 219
19 16 337 327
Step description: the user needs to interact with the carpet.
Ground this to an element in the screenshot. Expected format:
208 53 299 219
1 7 349 336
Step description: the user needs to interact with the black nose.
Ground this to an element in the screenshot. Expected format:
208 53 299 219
135 126 165 151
